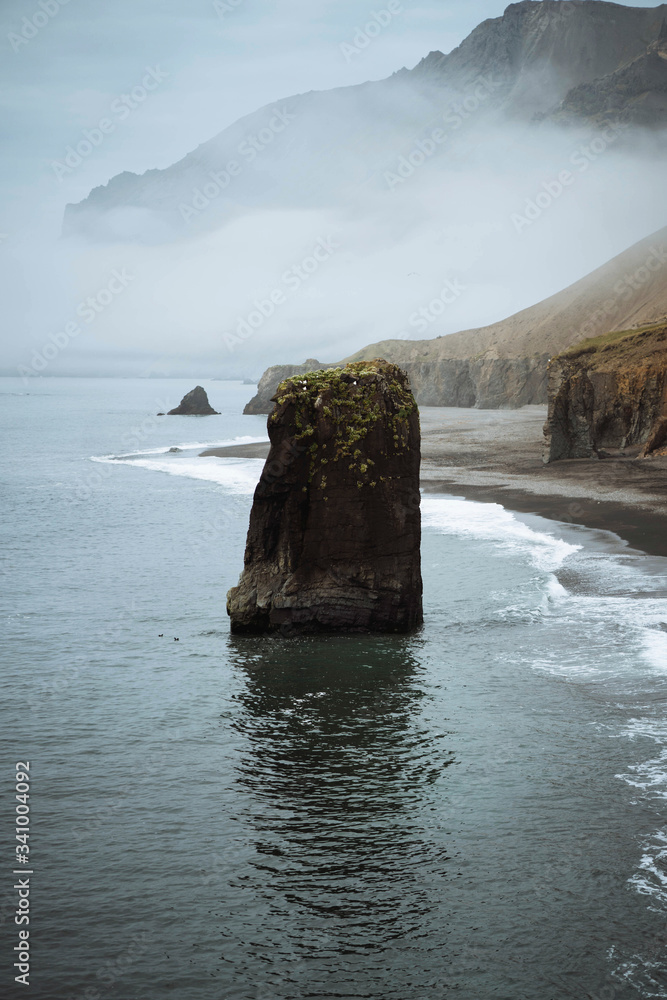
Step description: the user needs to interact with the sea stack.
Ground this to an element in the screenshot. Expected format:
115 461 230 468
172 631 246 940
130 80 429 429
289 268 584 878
166 386 220 415
227 359 423 634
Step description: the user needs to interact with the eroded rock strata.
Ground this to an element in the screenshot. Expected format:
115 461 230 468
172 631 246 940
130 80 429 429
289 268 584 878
167 386 219 415
227 360 423 634
543 322 667 462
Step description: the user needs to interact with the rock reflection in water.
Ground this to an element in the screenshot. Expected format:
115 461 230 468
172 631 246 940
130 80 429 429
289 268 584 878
223 634 456 998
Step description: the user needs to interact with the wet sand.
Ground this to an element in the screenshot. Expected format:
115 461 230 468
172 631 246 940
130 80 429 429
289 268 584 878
201 406 667 557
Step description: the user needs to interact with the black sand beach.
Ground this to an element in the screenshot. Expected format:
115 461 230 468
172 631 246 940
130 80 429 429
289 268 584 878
201 405 667 557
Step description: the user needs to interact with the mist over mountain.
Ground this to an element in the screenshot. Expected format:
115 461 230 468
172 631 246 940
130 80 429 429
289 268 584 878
18 1 667 379
64 0 667 244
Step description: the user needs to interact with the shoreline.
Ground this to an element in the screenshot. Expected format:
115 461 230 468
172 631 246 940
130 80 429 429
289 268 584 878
201 405 667 559
421 479 667 560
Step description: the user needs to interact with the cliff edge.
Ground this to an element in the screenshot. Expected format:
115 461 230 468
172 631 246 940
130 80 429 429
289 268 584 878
543 321 667 462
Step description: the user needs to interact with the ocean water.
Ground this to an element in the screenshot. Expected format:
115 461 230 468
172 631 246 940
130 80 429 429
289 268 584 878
2 376 667 1000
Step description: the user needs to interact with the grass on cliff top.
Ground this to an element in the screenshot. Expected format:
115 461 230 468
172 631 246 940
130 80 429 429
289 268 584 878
563 319 667 360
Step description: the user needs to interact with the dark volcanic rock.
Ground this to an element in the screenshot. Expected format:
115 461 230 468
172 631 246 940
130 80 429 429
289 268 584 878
543 31 667 129
227 360 423 634
167 386 219 416
543 322 667 462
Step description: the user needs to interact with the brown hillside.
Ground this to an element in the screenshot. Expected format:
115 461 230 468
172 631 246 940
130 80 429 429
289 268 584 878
345 225 667 364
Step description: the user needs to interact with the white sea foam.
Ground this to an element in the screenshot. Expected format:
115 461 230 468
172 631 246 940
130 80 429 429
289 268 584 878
94 435 268 460
93 454 264 495
421 496 580 573
643 630 667 674
616 720 667 918
618 719 667 800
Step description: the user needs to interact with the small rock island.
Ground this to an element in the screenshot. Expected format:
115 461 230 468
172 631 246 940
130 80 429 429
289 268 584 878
166 386 220 416
227 359 423 634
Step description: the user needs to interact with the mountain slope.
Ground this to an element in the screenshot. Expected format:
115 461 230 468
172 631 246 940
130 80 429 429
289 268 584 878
63 1 667 244
244 225 667 411
414 0 667 117
544 22 667 126
344 225 667 364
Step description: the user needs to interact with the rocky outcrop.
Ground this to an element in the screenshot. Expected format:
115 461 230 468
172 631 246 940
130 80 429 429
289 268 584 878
167 386 219 415
403 357 549 408
543 322 667 462
243 360 335 414
543 27 667 128
244 357 549 413
227 360 423 634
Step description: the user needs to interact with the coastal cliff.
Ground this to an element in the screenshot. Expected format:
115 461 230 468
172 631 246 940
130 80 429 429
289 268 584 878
543 322 667 462
243 359 335 414
383 357 547 409
245 356 549 413
228 360 423 634
245 226 667 413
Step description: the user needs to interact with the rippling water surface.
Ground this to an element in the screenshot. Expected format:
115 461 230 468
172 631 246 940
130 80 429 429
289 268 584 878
2 378 667 1000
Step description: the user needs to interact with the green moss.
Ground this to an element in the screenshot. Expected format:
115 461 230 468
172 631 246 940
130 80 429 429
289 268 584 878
273 359 417 484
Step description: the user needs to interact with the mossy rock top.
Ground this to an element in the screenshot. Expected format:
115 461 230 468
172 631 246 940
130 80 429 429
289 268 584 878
270 358 419 481
272 358 417 413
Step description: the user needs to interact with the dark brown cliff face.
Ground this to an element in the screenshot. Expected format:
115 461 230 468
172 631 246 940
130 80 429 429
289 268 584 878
227 360 423 635
167 386 219 415
543 323 667 462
